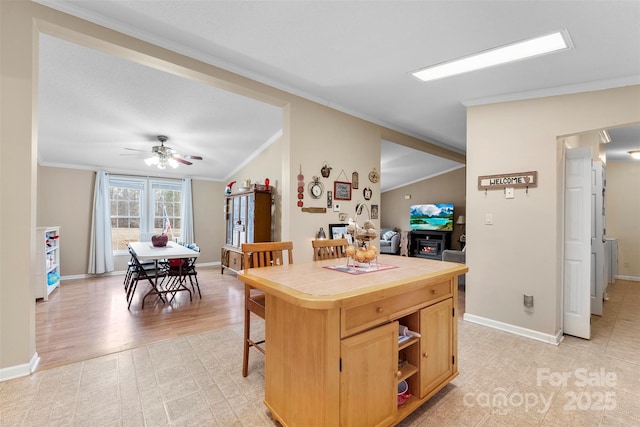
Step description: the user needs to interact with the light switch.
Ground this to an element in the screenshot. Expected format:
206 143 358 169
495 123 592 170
505 187 514 199
485 213 494 225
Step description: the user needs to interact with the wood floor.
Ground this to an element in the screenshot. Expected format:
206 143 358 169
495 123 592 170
35 266 245 371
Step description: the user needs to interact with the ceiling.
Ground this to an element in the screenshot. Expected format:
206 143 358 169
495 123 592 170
35 1 640 191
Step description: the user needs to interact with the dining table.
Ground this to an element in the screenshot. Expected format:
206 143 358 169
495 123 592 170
128 241 200 308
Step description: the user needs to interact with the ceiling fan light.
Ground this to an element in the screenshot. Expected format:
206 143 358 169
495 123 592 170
145 156 159 166
168 158 179 168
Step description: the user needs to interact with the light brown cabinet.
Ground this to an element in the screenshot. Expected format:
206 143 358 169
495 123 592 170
237 255 465 426
340 321 398 427
220 189 272 274
341 283 456 425
420 298 454 397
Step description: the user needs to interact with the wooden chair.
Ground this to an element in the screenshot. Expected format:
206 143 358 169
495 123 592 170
242 241 294 377
311 238 349 260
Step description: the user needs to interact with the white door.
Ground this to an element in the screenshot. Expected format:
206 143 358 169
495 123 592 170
563 148 591 339
591 162 605 315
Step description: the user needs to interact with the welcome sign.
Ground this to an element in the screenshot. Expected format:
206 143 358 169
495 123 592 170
478 171 537 190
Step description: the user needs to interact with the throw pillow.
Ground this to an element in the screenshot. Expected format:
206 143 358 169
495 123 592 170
382 230 397 241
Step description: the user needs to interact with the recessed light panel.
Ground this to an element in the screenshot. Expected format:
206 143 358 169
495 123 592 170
412 30 572 82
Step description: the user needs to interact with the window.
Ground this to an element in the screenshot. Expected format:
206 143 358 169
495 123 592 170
109 177 182 252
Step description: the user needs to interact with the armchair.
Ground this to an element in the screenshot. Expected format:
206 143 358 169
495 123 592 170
442 248 466 286
379 228 401 255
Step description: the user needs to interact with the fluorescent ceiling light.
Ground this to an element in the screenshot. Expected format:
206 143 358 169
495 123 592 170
412 30 572 82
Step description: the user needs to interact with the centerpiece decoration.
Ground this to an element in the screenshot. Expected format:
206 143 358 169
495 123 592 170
151 233 168 247
345 203 379 266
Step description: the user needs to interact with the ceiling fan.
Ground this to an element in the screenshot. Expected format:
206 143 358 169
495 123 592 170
124 135 203 169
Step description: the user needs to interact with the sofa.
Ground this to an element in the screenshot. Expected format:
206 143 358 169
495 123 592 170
379 228 401 254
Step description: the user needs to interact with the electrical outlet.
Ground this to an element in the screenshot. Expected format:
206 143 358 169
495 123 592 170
524 294 534 313
524 295 534 307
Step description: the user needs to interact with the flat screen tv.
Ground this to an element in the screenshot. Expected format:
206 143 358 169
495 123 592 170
409 203 454 231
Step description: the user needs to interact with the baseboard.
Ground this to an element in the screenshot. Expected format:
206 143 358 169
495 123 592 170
463 313 563 345
616 275 640 282
60 261 221 281
0 352 39 382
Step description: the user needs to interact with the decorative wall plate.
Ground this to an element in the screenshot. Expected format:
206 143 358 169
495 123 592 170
368 168 379 183
363 187 372 200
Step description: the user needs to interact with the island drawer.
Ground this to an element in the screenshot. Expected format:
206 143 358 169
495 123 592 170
341 279 452 338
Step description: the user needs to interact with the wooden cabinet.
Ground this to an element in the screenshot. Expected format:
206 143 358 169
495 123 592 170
237 255 465 427
420 298 454 398
341 281 456 425
221 189 272 274
34 226 61 300
340 322 398 427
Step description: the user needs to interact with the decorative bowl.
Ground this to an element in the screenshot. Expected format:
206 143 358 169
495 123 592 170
151 234 168 247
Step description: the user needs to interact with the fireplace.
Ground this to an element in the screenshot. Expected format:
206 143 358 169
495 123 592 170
416 239 443 259
408 230 450 260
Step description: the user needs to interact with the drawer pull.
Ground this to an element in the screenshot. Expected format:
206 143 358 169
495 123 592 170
376 306 383 313
423 352 429 358
431 289 437 294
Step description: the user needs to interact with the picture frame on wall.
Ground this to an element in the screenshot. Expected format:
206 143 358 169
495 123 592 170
371 204 379 219
329 223 353 244
334 181 352 200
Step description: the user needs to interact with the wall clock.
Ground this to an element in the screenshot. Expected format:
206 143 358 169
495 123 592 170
368 168 379 183
308 176 324 199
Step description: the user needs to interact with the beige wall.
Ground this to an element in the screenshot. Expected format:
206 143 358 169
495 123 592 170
229 135 285 242
605 161 640 278
36 166 225 276
37 167 95 276
381 167 467 250
466 86 640 340
1 1 458 375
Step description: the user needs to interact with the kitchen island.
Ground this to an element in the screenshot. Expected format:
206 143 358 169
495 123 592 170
237 254 468 426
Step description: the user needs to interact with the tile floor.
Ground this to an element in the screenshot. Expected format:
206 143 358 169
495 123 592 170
1 280 638 426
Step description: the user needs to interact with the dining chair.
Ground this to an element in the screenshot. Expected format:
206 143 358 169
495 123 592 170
124 241 154 292
241 241 294 377
165 255 200 299
311 238 349 260
126 246 167 309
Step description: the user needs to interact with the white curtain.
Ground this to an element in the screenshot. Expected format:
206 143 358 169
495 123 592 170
88 171 114 274
181 178 195 244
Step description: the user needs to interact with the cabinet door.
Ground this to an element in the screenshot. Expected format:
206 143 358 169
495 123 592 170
239 195 247 244
225 198 233 245
340 321 397 427
419 298 453 397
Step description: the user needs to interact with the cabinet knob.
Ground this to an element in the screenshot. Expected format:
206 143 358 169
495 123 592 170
431 289 437 294
376 306 383 313
397 370 402 378
423 352 429 358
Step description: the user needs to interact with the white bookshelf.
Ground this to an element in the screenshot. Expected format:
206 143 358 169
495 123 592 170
34 226 61 300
